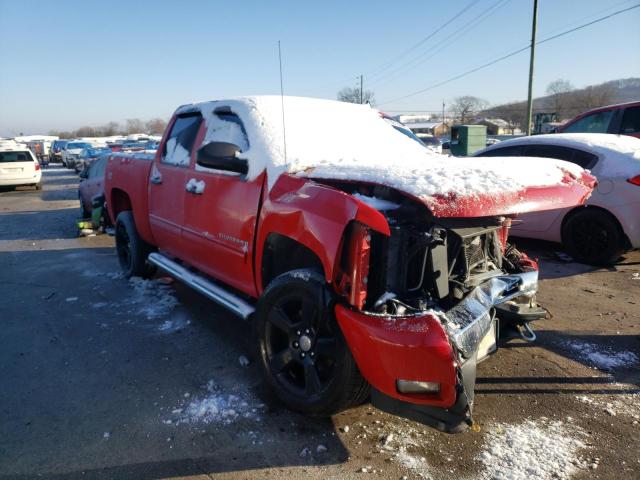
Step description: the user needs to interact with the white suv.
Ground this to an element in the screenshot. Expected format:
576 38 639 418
0 143 42 190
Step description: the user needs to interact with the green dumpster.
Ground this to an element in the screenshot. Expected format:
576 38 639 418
449 125 487 156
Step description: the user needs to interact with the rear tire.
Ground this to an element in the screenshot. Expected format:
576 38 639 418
255 269 369 416
115 211 153 277
562 209 625 266
35 183 42 191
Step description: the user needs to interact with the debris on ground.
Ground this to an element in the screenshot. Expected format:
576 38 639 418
238 355 250 367
299 447 311 458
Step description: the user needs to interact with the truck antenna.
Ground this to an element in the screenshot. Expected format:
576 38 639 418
278 40 288 164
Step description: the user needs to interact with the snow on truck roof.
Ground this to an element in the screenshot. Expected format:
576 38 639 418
176 96 587 201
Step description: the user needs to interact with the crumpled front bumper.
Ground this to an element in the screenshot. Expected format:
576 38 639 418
335 271 539 432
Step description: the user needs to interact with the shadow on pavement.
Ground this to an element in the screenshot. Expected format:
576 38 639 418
0 208 80 240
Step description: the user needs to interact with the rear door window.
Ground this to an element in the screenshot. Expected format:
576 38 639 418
524 145 598 169
620 106 640 135
524 145 574 162
475 145 525 157
563 110 614 133
0 151 33 163
162 113 203 167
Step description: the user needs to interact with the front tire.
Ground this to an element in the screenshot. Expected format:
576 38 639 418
115 211 153 277
562 209 625 266
255 269 369 415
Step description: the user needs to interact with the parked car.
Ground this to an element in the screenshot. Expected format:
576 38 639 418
474 133 640 265
0 143 42 190
104 96 594 431
62 141 92 169
75 147 112 173
557 101 640 138
50 140 69 162
79 155 108 218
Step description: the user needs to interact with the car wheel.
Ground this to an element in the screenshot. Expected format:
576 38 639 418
562 209 625 266
255 269 369 415
35 183 42 191
115 211 153 277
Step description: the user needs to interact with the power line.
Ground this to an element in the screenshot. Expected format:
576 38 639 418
369 0 512 88
365 0 481 79
378 3 640 106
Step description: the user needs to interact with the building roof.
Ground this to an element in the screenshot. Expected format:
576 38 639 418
407 122 444 129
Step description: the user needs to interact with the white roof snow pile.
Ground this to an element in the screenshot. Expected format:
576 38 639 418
177 96 589 202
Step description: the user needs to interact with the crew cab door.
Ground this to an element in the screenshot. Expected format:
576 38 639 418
181 109 264 297
148 112 203 257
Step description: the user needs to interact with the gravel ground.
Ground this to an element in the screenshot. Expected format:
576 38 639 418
0 167 638 480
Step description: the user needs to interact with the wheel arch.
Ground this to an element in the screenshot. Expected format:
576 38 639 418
260 233 326 291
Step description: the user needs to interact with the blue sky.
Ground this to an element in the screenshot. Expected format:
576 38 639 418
1 0 638 136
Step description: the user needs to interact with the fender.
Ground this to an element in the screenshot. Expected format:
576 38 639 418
254 174 390 294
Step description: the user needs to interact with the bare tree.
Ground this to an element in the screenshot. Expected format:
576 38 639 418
145 118 167 135
450 96 488 124
546 79 575 117
337 87 375 105
480 101 528 134
125 118 145 134
98 121 121 137
571 84 614 115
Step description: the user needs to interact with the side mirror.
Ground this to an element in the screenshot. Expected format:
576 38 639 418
196 141 248 175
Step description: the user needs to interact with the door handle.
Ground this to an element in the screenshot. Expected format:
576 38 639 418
186 178 205 194
150 176 162 185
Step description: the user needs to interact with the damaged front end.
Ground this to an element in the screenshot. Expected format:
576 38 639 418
331 184 546 432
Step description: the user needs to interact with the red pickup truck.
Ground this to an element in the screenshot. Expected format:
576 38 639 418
105 96 595 432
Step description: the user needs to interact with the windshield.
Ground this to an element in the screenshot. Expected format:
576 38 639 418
67 142 91 149
381 117 427 148
0 151 33 163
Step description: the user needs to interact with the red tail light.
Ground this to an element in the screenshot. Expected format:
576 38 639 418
35 162 41 171
627 175 640 186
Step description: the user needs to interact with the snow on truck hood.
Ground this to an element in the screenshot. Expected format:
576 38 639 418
178 96 595 217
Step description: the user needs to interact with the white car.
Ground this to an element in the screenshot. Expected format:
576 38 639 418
474 133 640 265
62 141 93 169
0 143 42 190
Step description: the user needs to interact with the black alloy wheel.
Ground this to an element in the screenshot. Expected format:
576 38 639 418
255 269 369 415
563 209 624 266
264 293 339 399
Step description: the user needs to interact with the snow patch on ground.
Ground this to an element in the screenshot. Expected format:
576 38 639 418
165 380 263 426
127 277 179 320
576 392 640 420
156 313 191 333
566 340 638 370
477 419 589 480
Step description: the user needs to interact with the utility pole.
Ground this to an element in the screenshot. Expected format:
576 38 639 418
525 0 538 136
442 100 446 132
360 75 363 104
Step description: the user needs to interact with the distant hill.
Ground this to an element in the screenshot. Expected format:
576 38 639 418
480 77 640 128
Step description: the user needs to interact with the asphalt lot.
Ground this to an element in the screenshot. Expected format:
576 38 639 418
0 167 638 480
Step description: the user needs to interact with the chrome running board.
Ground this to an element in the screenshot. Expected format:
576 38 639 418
147 252 255 319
